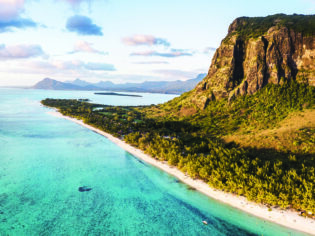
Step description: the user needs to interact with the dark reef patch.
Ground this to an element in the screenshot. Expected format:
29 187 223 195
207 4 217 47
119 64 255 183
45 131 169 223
78 186 92 192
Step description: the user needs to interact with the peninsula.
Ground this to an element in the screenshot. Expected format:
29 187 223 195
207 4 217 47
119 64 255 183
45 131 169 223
42 14 315 235
46 108 315 235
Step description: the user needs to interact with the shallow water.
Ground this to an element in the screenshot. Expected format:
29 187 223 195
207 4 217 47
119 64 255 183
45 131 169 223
0 88 307 235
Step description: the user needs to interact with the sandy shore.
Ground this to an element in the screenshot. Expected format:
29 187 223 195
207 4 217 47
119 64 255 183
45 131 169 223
48 110 315 235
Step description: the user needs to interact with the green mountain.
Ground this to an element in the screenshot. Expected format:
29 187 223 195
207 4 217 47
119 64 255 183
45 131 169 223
174 14 315 110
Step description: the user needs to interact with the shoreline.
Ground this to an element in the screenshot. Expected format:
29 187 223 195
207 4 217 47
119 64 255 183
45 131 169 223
47 110 315 235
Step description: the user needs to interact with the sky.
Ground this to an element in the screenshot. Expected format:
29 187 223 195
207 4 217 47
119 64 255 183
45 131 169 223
0 0 314 86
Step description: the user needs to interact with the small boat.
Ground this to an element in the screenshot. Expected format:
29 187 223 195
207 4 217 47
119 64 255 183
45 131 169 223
202 220 208 225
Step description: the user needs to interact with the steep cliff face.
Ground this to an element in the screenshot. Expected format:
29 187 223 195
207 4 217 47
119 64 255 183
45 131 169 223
189 14 315 109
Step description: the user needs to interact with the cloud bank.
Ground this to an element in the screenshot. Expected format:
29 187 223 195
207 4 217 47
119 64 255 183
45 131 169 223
61 0 92 6
66 15 103 36
122 35 170 47
29 60 115 72
85 62 115 71
0 44 44 60
70 41 107 55
0 0 25 21
0 18 37 32
0 0 37 32
62 0 84 5
130 49 193 58
133 61 169 64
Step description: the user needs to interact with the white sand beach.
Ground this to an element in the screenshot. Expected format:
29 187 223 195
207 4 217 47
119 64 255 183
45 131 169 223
48 110 315 235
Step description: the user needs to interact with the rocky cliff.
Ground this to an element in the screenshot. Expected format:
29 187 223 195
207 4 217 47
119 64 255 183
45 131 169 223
188 14 315 109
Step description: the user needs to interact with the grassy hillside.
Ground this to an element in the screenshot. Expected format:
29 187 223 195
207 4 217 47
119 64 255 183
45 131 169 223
223 109 314 153
42 80 315 216
148 80 314 134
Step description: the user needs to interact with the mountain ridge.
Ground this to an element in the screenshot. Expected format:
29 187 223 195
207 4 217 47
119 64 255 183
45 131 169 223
32 73 206 94
32 78 84 90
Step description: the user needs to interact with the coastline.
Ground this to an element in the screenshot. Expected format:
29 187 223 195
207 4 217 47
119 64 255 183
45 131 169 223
47 110 315 235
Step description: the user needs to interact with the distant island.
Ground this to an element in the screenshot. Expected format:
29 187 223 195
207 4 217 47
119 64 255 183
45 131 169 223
94 92 142 97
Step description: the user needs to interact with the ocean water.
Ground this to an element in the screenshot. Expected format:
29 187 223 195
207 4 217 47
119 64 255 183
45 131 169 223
0 88 307 235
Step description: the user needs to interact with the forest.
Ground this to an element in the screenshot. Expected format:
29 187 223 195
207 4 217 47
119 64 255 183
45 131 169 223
41 80 315 217
229 14 315 39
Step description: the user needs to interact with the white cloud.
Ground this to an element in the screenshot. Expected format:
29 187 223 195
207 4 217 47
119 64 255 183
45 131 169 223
71 41 107 55
60 0 93 7
122 35 170 47
28 59 115 71
63 0 84 4
0 44 45 60
130 49 193 57
133 61 169 65
0 0 25 21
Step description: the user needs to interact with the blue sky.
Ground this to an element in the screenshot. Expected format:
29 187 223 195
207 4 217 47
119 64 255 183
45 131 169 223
0 0 314 86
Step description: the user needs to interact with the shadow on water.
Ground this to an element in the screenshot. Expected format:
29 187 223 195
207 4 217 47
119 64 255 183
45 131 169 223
165 192 257 236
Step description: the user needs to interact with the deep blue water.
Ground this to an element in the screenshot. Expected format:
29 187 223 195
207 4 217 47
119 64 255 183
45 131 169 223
0 88 307 235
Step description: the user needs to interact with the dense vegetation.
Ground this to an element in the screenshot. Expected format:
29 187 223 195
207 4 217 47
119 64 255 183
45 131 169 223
42 80 315 216
157 78 314 135
231 14 315 38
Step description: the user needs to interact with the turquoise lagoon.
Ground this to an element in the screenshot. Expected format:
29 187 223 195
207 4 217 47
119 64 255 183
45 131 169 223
0 88 307 235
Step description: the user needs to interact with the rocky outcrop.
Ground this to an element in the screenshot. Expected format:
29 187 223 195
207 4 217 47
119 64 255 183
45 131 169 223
189 14 315 109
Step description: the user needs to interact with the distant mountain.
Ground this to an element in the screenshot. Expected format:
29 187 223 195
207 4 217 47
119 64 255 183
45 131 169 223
94 81 115 88
32 73 206 94
65 78 92 87
32 78 84 90
153 73 207 94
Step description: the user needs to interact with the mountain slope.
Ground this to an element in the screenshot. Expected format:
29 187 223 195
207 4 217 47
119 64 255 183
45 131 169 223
32 78 84 90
